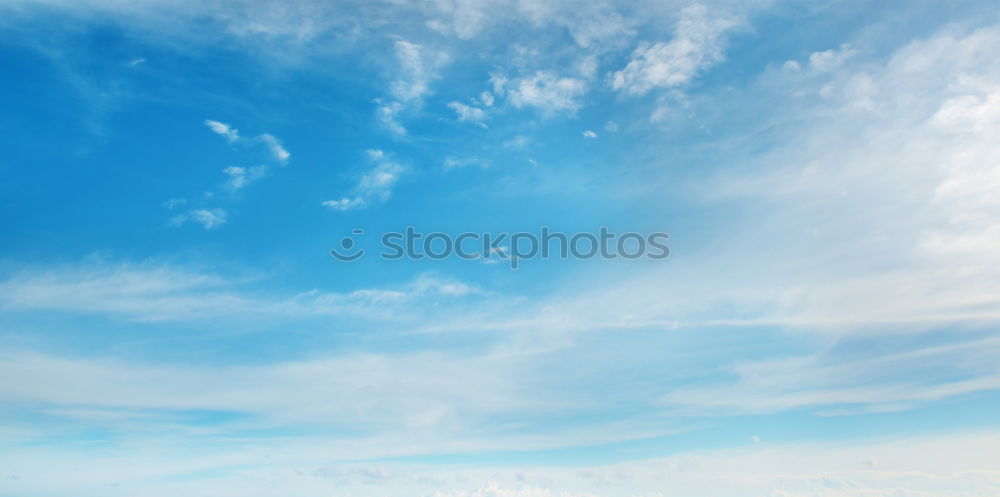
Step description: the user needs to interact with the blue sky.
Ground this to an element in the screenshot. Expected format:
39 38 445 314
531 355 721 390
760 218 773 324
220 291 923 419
2 1 1000 496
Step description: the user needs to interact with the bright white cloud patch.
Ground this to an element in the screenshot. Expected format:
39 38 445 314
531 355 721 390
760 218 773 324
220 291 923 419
376 39 450 135
612 4 740 95
258 133 290 163
808 44 857 71
204 120 290 164
321 196 365 211
493 71 587 114
932 89 1000 131
204 119 240 143
390 40 446 102
448 101 488 127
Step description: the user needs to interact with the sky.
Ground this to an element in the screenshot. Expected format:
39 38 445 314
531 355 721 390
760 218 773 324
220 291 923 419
1 0 1000 496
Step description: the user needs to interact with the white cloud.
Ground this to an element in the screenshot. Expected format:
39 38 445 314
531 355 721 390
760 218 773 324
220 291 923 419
0 413 997 497
321 196 365 211
932 89 1000 131
183 122 289 225
582 130 597 138
373 26 1000 427
611 4 740 95
733 27 1000 326
494 71 586 115
575 54 598 79
203 120 290 164
189 208 227 229
204 119 239 143
376 39 450 135
376 99 407 135
424 0 494 39
0 346 512 434
390 40 441 101
448 101 488 127
0 264 479 322
358 161 402 197
503 134 532 150
420 0 637 49
258 133 290 163
433 482 591 497
659 336 1000 415
808 44 856 71
169 208 228 230
514 0 636 51
323 149 405 211
222 165 267 191
443 156 487 170
519 24 1000 341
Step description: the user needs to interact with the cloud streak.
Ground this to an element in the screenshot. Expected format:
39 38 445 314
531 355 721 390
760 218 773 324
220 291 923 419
323 149 405 211
611 4 740 96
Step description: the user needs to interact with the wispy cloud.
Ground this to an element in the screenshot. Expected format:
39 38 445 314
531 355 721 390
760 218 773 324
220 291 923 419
323 149 405 211
376 40 450 135
447 100 488 127
321 197 365 211
492 71 587 115
258 133 290 163
179 121 293 226
660 336 1000 415
169 208 227 230
612 4 740 95
222 165 267 191
204 119 240 143
162 197 186 209
443 156 487 170
0 264 479 322
204 119 291 163
807 44 857 72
